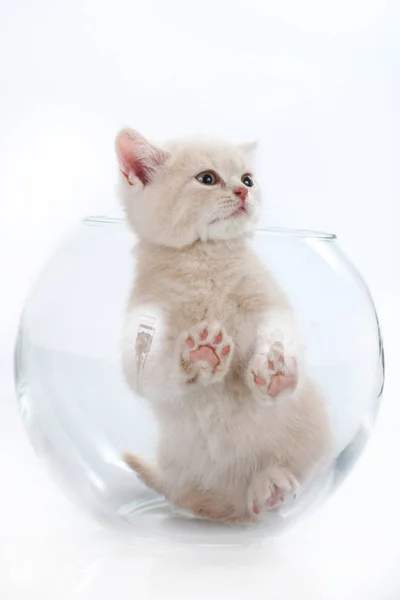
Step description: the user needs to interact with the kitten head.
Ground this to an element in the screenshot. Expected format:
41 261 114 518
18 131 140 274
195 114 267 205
115 128 260 247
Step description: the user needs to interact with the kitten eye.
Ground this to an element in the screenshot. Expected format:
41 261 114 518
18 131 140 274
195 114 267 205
196 171 217 185
241 174 254 187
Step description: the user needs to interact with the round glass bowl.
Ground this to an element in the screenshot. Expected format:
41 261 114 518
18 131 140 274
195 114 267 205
14 217 384 544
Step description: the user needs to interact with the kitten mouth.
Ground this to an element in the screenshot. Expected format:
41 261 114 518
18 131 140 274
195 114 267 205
210 206 247 224
233 206 246 216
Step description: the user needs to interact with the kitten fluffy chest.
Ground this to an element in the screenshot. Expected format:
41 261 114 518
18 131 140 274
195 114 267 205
133 238 281 342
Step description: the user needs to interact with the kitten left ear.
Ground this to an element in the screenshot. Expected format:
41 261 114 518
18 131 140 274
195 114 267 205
238 141 258 159
115 128 170 186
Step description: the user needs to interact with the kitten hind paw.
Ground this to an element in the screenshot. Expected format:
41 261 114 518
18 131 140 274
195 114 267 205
248 466 298 516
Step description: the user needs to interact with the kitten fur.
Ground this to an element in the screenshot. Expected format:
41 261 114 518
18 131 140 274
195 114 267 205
116 128 332 524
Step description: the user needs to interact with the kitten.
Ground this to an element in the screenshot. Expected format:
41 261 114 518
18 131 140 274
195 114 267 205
116 128 332 523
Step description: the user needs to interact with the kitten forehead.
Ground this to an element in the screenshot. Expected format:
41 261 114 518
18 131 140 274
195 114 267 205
164 136 254 175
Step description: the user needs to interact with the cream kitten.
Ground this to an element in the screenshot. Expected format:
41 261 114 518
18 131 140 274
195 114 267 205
116 128 331 524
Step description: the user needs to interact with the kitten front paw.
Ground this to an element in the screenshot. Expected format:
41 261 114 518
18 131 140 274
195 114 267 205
247 339 298 406
180 321 233 385
248 466 298 516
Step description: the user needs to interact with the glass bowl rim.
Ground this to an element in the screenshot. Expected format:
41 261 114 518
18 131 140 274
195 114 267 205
83 215 337 241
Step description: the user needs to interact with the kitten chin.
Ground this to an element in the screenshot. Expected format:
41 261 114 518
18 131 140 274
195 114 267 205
200 209 259 243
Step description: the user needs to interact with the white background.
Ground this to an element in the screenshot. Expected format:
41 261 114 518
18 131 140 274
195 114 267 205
0 1 399 598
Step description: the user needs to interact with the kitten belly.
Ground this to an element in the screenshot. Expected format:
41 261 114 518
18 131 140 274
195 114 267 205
153 376 331 503
156 386 284 482
156 397 258 497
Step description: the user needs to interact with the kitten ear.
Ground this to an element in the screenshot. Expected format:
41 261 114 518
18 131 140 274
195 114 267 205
238 141 258 159
115 128 169 186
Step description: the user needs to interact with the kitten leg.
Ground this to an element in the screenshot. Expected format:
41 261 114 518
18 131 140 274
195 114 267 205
179 320 234 385
177 488 252 524
247 466 299 516
124 452 251 524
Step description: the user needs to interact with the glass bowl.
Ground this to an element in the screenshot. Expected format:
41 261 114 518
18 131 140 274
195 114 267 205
14 216 384 544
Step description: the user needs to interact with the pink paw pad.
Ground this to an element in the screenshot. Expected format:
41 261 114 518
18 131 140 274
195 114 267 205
181 321 234 384
265 486 286 509
250 341 298 403
248 468 298 517
187 331 230 369
266 370 297 397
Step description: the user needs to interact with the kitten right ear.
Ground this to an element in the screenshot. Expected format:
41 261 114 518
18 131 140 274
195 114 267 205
115 128 169 186
238 141 258 160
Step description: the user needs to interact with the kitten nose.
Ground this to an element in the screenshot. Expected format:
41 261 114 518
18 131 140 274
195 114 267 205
233 187 248 203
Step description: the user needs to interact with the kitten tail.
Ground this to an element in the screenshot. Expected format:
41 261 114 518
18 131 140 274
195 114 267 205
123 452 165 495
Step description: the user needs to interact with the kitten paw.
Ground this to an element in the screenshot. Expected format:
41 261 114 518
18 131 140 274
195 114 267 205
248 466 298 516
180 321 233 385
247 339 298 406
